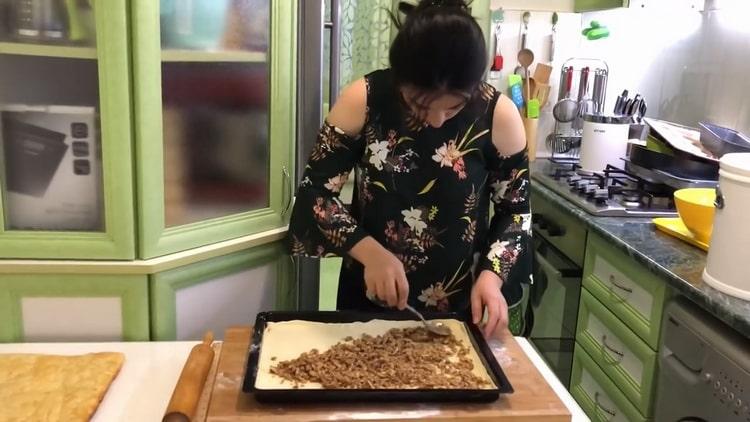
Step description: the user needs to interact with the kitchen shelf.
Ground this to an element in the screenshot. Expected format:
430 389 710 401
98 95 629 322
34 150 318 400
161 49 267 63
0 42 96 59
0 43 267 63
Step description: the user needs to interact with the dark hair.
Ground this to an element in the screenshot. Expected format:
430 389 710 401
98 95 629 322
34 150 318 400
389 0 486 96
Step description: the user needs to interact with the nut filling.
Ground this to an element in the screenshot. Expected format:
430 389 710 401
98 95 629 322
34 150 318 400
269 327 492 389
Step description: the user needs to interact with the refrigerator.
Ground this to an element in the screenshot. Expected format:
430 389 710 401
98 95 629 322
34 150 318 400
295 0 338 311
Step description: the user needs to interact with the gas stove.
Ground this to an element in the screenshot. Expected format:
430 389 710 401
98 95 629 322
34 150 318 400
532 159 679 217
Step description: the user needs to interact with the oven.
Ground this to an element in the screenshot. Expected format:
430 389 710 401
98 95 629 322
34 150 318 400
526 189 587 388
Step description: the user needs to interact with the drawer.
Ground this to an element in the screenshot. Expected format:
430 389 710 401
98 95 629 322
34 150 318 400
530 190 588 267
571 344 649 422
577 289 657 416
582 233 669 349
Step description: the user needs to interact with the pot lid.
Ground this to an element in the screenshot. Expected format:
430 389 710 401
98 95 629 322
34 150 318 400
720 153 750 178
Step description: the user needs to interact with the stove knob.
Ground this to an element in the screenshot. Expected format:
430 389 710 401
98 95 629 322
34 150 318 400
735 398 742 408
721 387 728 395
728 392 735 401
714 381 721 390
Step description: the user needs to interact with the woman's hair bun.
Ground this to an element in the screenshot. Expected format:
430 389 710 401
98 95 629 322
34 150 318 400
390 0 485 94
423 0 470 9
399 0 471 16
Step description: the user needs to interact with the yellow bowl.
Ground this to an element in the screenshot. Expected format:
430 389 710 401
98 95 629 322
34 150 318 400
674 188 716 242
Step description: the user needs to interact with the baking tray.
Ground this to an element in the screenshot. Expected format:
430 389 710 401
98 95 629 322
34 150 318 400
242 311 513 403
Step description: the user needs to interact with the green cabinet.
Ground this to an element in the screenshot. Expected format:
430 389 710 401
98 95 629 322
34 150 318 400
577 290 657 417
571 344 648 422
575 0 629 12
582 233 669 350
0 273 150 342
0 1 296 260
0 0 136 259
0 0 311 345
573 232 671 421
132 0 296 259
150 241 295 340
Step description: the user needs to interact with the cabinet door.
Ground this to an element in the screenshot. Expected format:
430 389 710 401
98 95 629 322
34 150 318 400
132 0 296 259
577 289 658 417
0 1 135 259
0 274 149 342
150 242 296 340
583 233 670 350
571 344 648 422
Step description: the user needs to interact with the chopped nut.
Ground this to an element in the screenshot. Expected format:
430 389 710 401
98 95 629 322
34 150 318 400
269 327 490 389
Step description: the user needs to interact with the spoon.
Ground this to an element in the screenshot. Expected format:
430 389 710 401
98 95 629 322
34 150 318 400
517 48 535 101
368 295 451 336
404 304 451 336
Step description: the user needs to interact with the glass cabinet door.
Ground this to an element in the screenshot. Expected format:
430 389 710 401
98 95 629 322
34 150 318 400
133 0 295 259
0 0 135 259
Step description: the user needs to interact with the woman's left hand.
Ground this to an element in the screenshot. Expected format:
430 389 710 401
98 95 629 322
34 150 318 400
471 270 508 338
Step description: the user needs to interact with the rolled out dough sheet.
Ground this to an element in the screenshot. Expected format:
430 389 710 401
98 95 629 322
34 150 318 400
255 319 496 390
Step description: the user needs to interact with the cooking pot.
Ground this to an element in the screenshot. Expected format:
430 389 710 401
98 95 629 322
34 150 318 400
703 153 750 300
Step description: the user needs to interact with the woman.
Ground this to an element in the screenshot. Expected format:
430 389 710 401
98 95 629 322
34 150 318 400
288 0 531 337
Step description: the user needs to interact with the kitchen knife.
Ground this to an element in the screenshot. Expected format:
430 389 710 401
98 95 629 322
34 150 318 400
614 89 628 115
629 99 641 123
627 95 641 116
620 98 632 116
638 99 647 123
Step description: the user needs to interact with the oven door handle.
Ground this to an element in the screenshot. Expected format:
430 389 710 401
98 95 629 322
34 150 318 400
533 214 565 237
535 251 583 279
663 354 701 385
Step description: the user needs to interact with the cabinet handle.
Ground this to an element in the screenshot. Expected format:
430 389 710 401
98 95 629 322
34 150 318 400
594 392 617 420
282 166 293 218
608 274 633 294
601 334 625 364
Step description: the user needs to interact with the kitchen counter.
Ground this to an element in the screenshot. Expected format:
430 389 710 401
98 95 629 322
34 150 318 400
530 162 750 338
0 331 586 421
206 327 585 421
0 340 198 421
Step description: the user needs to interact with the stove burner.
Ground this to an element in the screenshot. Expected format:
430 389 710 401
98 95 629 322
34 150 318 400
540 158 678 217
622 191 643 203
550 163 580 181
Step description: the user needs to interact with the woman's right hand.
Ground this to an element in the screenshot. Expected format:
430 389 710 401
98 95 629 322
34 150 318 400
350 237 409 309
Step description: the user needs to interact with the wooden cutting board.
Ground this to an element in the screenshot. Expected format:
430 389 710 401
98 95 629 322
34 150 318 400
200 326 571 422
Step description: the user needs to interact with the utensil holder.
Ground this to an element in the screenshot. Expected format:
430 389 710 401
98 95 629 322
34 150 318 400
551 58 609 152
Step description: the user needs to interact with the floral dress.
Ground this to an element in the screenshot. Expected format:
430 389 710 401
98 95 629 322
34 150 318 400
289 69 531 317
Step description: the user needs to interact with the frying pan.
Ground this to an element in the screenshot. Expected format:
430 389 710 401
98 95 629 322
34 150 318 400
629 144 718 181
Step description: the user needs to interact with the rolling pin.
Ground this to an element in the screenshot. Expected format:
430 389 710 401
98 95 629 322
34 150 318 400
163 332 215 422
